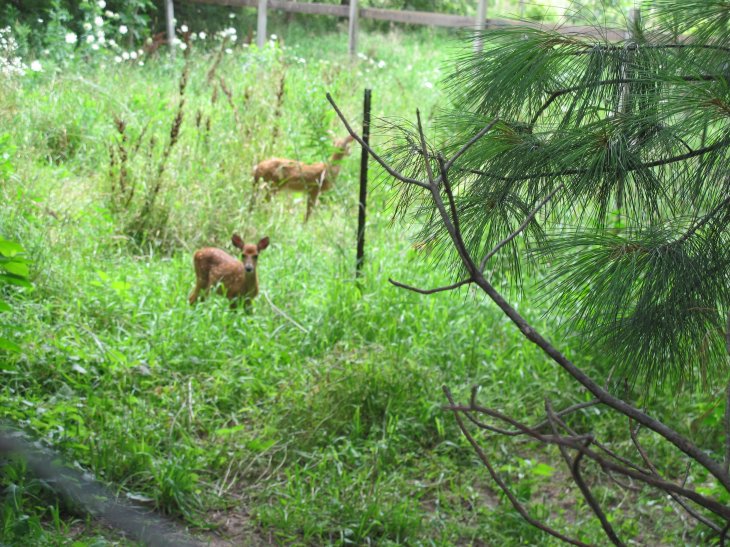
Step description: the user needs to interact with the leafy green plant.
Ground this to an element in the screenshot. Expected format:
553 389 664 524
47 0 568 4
0 236 31 353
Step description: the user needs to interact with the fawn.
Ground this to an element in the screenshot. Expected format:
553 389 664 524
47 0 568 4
189 234 270 311
252 135 355 221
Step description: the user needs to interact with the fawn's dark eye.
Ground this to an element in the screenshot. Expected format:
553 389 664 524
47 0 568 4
253 255 258 260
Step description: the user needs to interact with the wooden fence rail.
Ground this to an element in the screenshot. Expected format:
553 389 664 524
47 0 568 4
171 0 627 53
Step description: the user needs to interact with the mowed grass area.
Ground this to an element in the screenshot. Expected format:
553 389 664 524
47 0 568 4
0 21 721 546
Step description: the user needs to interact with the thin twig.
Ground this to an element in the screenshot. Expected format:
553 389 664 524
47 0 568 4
478 184 564 272
630 421 722 532
388 277 473 294
443 387 592 547
444 118 500 171
262 292 309 334
327 93 430 190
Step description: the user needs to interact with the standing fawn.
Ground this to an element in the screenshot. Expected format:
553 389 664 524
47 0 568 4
252 135 355 222
189 234 270 311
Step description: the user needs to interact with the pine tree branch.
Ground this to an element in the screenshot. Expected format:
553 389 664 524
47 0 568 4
388 277 472 294
479 184 563 272
630 421 723 533
675 193 730 245
467 138 730 182
333 107 730 493
529 75 720 127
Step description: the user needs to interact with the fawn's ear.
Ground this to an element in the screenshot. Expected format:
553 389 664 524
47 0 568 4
231 234 245 249
257 237 270 251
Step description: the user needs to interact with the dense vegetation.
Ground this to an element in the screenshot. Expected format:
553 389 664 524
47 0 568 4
0 9 725 547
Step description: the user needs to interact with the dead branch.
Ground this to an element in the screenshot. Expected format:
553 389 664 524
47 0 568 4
546 401 625 546
443 387 592 547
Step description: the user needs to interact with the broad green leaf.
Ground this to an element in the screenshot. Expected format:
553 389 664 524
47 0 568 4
0 337 21 353
0 238 24 257
530 463 556 477
0 301 11 312
215 425 245 437
3 260 29 277
0 274 32 288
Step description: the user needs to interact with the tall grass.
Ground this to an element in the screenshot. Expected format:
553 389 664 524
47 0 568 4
0 23 720 546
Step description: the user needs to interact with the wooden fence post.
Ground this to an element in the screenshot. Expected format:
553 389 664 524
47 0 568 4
257 0 268 48
356 88 371 277
165 0 176 56
474 0 487 52
348 0 359 56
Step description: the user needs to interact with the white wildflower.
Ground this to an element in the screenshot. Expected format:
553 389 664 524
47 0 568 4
198 31 206 40
377 60 386 68
119 25 128 35
225 48 232 54
105 10 115 18
130 51 137 59
86 34 95 43
180 24 188 33
423 81 433 89
179 43 187 50
65 32 77 44
122 51 129 60
138 60 144 66
37 18 44 23
229 12 236 18
94 16 104 27
98 0 106 8
114 55 122 63
30 60 42 72
92 44 100 50
83 22 92 31
270 34 277 40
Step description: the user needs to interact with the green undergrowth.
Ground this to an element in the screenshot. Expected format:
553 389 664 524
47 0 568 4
0 22 723 546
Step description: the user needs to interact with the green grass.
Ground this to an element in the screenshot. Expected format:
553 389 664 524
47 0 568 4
0 22 723 546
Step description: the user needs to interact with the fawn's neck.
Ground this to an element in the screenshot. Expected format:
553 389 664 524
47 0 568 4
242 268 258 294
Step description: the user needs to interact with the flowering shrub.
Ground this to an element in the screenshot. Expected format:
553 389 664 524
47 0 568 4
0 26 27 76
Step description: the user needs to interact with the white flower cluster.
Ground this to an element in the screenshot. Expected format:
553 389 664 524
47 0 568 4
0 27 27 76
217 27 238 42
356 51 387 70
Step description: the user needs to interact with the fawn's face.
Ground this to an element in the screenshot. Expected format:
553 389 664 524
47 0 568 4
232 235 270 274
333 135 355 155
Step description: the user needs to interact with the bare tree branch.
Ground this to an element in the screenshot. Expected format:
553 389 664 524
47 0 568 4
445 400 730 520
326 93 430 190
478 184 564 272
630 421 723 533
388 277 473 294
546 402 626 547
442 387 593 547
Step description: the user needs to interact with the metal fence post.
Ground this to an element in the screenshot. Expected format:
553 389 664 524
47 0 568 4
474 0 487 52
356 88 371 277
165 0 176 56
257 0 268 48
348 0 359 56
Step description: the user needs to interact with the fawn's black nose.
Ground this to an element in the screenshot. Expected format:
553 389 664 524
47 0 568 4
245 265 254 273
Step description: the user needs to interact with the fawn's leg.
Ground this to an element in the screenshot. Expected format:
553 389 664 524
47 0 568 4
305 188 321 222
